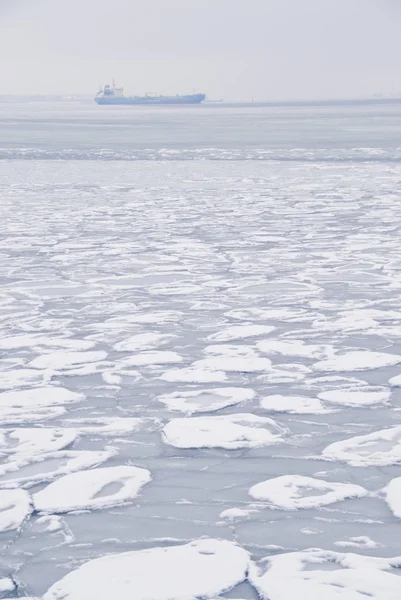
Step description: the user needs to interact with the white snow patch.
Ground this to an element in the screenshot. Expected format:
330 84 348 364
114 333 172 352
0 489 32 531
66 417 158 436
322 426 401 466
318 388 391 407
30 350 108 370
0 334 94 351
249 549 401 600
249 475 367 509
0 450 113 488
0 406 66 426
207 325 275 342
120 351 183 367
225 307 309 322
219 507 259 520
257 339 333 359
43 539 250 600
158 387 255 414
203 344 258 357
0 428 78 459
389 373 401 387
0 579 14 594
194 356 272 373
160 367 227 383
34 465 151 513
36 515 64 532
260 395 331 414
314 351 401 372
101 372 122 385
384 477 401 519
0 387 84 409
0 368 45 390
163 414 286 449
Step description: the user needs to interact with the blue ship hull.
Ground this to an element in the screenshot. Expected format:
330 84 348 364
95 93 206 105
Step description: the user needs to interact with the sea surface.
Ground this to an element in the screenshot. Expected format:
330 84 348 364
1 101 401 599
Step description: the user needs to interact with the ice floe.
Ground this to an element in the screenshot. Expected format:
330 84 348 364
119 351 183 367
313 351 401 372
0 368 45 390
389 373 401 387
0 334 95 350
29 350 108 370
219 507 259 520
318 387 391 407
0 450 113 488
113 333 172 352
207 324 275 342
0 387 84 410
322 426 401 466
257 339 333 359
163 414 286 449
33 465 151 513
0 428 78 459
260 395 331 414
249 475 367 509
0 406 66 426
249 549 401 600
0 489 32 531
43 539 250 600
66 417 159 436
193 355 272 373
0 579 14 594
384 477 401 519
160 367 227 383
157 387 254 414
225 307 309 322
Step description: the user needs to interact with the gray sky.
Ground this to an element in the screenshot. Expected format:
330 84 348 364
1 0 401 100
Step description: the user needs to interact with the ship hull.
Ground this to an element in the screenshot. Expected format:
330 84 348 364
95 94 206 105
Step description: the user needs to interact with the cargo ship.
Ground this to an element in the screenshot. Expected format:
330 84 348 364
95 82 206 105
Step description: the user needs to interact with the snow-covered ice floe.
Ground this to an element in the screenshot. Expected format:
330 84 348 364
0 579 15 594
383 477 401 519
207 324 275 342
0 428 78 459
0 489 32 531
257 339 333 359
119 351 183 367
33 465 151 513
113 333 173 352
389 372 401 387
0 334 95 351
313 351 401 372
193 355 272 373
29 350 108 370
0 368 46 390
162 414 286 449
322 426 401 466
0 450 114 488
43 539 250 600
157 387 255 414
318 387 391 407
249 549 401 600
249 475 368 509
260 394 332 414
160 367 227 383
0 387 84 410
65 417 159 437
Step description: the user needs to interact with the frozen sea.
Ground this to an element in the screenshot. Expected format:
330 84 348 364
1 100 401 599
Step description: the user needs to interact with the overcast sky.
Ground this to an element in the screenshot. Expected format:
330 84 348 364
1 0 401 100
